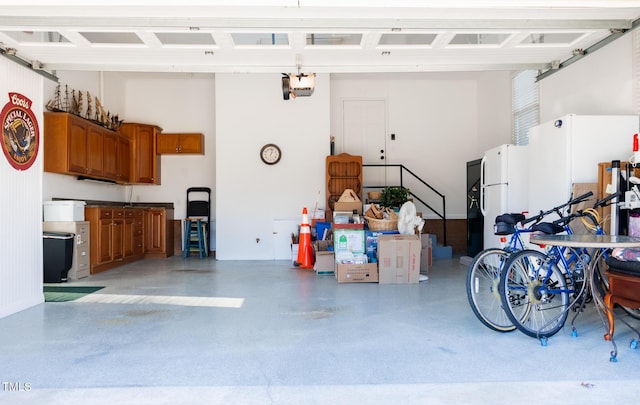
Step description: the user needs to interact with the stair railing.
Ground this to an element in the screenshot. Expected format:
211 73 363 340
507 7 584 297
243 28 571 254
362 163 447 246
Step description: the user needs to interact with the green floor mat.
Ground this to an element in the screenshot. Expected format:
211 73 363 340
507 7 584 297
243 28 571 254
44 286 105 302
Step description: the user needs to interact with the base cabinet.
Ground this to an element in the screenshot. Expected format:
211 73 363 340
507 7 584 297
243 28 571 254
145 208 174 258
124 208 145 260
85 206 173 274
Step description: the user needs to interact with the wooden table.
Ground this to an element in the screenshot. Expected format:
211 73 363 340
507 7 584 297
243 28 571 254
530 234 640 361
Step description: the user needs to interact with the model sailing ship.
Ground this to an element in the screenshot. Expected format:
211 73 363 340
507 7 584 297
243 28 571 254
45 84 123 130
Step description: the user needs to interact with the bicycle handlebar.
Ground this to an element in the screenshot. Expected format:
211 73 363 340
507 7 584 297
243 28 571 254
552 191 621 228
520 191 594 226
593 191 621 208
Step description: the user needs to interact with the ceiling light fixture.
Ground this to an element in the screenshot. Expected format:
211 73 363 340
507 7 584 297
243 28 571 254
281 61 315 100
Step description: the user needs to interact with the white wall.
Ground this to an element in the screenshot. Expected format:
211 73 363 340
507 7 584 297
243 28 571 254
215 73 330 260
330 71 512 220
539 34 635 122
120 73 216 219
0 58 44 318
31 31 637 262
42 71 128 203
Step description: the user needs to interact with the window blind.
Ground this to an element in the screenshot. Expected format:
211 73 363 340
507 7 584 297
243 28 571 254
633 28 640 115
512 69 539 145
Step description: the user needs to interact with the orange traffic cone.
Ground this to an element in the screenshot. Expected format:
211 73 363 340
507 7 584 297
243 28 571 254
296 207 314 269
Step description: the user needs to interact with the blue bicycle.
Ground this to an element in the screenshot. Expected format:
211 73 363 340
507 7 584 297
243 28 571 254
497 193 620 340
466 192 592 332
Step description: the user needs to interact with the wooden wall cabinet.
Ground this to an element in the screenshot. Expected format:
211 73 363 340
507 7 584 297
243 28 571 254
44 112 107 178
157 133 204 154
44 112 131 183
145 208 174 258
118 122 162 184
103 132 131 183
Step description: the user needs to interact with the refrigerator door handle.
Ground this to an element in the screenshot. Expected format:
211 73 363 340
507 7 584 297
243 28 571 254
480 156 487 217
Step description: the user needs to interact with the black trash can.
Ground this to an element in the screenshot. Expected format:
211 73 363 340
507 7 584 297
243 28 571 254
43 232 74 283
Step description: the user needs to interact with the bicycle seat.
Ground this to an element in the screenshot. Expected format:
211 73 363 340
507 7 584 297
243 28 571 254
530 222 565 235
493 222 515 235
495 213 526 225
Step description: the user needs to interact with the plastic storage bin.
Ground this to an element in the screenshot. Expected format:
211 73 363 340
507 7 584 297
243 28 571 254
43 200 86 221
43 232 74 283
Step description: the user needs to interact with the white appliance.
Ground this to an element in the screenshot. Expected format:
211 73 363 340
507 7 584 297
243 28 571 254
528 114 640 226
480 144 529 249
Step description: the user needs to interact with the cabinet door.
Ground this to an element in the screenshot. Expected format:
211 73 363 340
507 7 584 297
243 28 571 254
86 125 104 177
97 217 113 264
103 132 118 180
156 134 180 153
68 117 88 174
178 134 203 154
112 217 125 261
117 136 131 183
145 209 165 253
135 125 157 184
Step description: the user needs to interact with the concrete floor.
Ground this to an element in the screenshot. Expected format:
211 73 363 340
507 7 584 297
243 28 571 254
1 256 640 404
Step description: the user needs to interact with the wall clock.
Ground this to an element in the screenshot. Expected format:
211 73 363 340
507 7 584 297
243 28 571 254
260 143 281 165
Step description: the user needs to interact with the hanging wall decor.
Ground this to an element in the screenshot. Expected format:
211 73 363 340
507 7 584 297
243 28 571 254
1 92 40 171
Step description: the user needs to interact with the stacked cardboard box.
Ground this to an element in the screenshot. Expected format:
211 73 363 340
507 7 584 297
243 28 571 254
333 227 378 283
377 234 421 284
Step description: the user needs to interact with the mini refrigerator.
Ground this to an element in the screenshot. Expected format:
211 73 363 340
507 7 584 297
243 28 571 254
480 144 529 250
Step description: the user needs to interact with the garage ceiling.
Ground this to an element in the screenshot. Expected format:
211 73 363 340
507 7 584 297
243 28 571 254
1 1 640 77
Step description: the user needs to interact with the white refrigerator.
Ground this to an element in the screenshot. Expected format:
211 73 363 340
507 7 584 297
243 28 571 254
528 114 640 224
480 144 529 249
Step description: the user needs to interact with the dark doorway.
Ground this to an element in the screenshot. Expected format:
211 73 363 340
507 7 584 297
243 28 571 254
466 159 483 257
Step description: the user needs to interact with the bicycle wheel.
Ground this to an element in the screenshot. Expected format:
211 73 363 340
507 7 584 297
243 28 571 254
499 249 570 338
466 248 516 332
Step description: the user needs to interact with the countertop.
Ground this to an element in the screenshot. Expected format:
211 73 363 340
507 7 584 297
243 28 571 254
52 198 174 210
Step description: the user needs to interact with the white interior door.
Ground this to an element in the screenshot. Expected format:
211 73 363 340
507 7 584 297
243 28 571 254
342 99 388 193
273 219 299 260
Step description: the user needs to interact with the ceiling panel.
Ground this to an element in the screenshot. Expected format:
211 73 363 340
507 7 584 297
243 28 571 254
0 1 638 76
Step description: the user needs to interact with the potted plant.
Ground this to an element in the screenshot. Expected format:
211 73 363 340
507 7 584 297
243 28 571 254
379 186 410 209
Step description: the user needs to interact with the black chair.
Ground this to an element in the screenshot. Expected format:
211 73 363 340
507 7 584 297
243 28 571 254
184 187 211 258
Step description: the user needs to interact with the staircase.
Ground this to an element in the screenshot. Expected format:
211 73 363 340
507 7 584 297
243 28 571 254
363 163 453 260
426 234 453 259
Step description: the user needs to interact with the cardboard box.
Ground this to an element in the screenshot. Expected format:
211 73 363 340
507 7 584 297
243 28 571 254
314 251 335 275
314 240 333 252
333 201 363 214
333 228 365 263
378 234 421 284
420 235 432 274
336 263 378 283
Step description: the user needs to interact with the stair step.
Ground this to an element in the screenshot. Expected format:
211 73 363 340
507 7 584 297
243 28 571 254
425 233 453 259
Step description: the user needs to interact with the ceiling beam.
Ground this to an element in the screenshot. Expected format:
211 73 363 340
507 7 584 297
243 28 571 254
0 16 633 31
